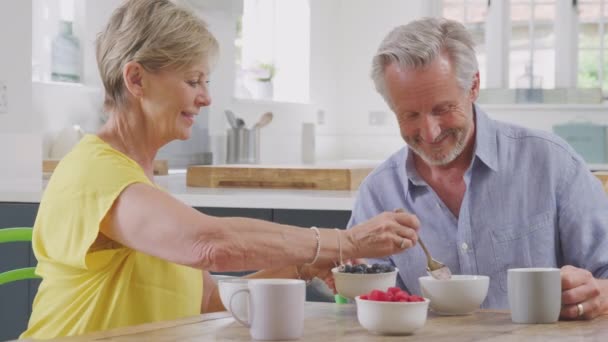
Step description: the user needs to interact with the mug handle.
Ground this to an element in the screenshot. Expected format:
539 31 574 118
229 288 251 328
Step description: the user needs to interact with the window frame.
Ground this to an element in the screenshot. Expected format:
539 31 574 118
437 0 606 93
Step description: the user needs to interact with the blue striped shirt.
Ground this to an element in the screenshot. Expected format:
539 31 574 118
347 105 608 309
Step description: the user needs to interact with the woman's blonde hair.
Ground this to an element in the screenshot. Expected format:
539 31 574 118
96 0 219 111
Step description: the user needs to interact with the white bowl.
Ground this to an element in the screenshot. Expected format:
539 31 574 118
331 266 398 299
419 275 489 315
217 278 250 318
355 296 430 335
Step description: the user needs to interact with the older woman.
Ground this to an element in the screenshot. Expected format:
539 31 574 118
21 0 420 339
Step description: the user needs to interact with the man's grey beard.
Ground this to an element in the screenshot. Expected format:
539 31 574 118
407 128 469 166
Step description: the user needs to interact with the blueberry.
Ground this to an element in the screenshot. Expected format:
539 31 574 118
383 265 395 272
339 263 394 274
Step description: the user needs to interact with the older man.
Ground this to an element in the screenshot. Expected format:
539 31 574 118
347 17 608 320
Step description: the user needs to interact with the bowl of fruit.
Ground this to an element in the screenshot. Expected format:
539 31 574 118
331 263 398 299
355 287 429 335
418 275 489 315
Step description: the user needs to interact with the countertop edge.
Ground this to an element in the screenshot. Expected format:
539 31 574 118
0 174 356 211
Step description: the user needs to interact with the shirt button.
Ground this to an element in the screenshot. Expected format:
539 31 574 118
461 242 469 251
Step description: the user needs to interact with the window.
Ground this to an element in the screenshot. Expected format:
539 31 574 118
442 0 488 88
441 0 607 103
235 0 310 103
578 0 608 95
509 0 556 89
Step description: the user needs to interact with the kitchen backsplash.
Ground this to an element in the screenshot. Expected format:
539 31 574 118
33 79 608 167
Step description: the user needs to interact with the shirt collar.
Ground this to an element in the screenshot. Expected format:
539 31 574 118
472 104 499 172
403 103 499 186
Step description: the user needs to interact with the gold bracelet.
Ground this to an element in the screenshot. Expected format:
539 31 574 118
308 226 321 265
335 228 343 266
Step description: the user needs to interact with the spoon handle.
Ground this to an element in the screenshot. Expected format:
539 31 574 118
417 237 433 265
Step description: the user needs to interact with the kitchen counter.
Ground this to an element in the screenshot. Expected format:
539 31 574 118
159 172 357 210
5 163 608 209
0 172 358 211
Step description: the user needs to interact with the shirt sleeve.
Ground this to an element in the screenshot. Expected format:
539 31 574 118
557 155 608 279
34 149 151 271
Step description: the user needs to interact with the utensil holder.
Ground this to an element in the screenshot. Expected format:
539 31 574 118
226 128 260 164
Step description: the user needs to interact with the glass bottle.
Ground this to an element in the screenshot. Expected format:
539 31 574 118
51 20 81 83
516 64 543 103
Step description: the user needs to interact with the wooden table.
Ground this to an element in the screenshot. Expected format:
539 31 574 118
17 302 608 341
594 171 608 193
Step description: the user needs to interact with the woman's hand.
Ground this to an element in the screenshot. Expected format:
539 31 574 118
345 211 420 259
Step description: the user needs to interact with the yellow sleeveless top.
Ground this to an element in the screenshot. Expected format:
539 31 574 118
22 135 202 339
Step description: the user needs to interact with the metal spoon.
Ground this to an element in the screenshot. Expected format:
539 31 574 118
417 238 452 280
394 208 452 280
225 110 238 129
235 117 246 129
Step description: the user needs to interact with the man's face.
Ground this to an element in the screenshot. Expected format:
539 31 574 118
383 54 479 166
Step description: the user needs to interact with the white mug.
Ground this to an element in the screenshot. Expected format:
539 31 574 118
217 278 250 319
508 268 561 324
230 279 306 341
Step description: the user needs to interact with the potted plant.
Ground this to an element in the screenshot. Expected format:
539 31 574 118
254 62 275 100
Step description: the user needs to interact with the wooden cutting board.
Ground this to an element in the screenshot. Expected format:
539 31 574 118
187 165 374 190
593 171 608 193
43 159 169 176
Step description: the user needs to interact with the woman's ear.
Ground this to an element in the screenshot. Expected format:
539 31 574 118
123 61 144 98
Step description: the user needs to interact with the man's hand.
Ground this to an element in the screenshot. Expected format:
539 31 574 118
560 265 607 320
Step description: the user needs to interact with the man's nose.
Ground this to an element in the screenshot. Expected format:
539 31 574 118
419 114 442 143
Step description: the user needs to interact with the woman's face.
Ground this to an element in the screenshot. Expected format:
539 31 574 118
139 61 211 142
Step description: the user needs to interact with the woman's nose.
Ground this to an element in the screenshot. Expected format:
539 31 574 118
195 89 211 108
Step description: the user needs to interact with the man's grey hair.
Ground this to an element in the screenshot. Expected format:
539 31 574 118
371 17 478 107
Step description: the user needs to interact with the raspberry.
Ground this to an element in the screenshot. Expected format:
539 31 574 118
387 287 401 295
360 288 424 302
369 290 389 301
409 295 424 302
394 292 409 301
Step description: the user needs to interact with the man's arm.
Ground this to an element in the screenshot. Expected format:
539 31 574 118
556 156 608 319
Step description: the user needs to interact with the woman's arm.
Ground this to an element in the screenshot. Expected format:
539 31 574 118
101 183 419 272
201 271 224 313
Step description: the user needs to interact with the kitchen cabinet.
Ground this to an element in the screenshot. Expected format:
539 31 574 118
0 202 40 341
0 202 351 340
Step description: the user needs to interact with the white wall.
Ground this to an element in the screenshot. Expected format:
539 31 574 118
314 0 427 161
0 0 41 193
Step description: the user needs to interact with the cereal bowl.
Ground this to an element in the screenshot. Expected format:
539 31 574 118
355 296 430 335
332 265 399 299
217 278 250 317
419 275 489 315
